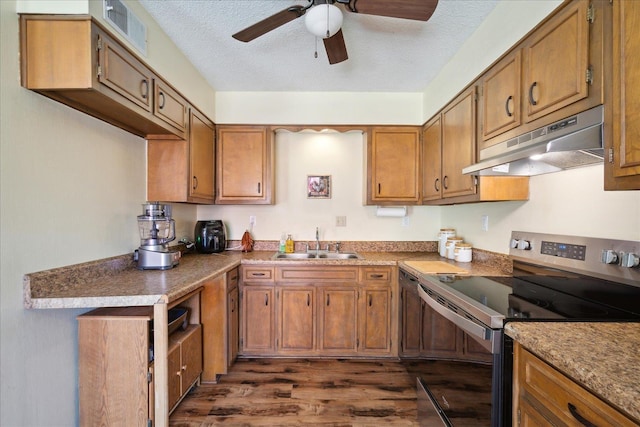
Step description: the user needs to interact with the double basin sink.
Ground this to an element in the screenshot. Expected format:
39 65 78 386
271 251 362 260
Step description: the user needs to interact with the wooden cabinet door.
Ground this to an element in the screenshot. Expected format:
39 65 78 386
97 30 152 112
607 0 640 190
153 79 187 138
441 87 477 198
189 109 215 203
167 342 182 411
216 126 273 204
227 286 239 366
422 116 442 202
481 50 522 144
421 301 462 358
318 287 358 353
522 1 590 122
359 287 392 354
400 282 422 357
241 286 276 353
278 286 316 352
180 325 203 391
367 127 421 204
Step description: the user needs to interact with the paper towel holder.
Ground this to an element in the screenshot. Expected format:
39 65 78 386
375 206 407 217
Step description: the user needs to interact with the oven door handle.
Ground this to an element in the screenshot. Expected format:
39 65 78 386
418 283 490 344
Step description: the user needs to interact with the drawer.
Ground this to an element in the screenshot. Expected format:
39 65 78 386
242 266 275 282
227 267 239 290
359 267 392 283
517 345 637 426
276 266 358 282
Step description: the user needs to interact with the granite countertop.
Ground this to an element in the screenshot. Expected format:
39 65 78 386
505 322 640 423
24 247 511 309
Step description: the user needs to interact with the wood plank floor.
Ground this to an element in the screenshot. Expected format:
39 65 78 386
169 358 492 426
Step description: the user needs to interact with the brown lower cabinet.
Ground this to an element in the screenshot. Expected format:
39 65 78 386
399 275 491 363
77 288 202 427
240 265 396 357
513 342 638 426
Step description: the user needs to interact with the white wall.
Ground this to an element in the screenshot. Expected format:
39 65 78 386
198 131 442 242
1 1 207 425
443 166 640 253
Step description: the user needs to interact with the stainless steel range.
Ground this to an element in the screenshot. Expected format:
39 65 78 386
410 231 640 427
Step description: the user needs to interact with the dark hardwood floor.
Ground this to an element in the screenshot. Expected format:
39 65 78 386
169 358 492 426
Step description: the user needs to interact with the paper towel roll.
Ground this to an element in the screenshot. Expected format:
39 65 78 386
375 206 407 217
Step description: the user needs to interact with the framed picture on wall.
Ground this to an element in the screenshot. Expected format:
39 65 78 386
307 175 331 199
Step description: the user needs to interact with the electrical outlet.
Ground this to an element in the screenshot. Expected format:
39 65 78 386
482 215 489 231
249 215 256 227
336 216 347 227
402 216 410 227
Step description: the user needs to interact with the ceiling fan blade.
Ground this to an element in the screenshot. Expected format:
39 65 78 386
348 0 439 21
233 5 305 42
323 29 348 64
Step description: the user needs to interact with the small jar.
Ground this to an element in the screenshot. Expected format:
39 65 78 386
438 228 456 257
454 243 473 263
445 237 464 259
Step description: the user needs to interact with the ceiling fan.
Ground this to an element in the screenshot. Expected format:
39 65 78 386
232 0 439 65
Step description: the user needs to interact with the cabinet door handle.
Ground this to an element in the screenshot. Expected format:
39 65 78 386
434 178 440 192
140 80 149 99
368 295 372 307
265 293 269 306
377 183 381 195
528 82 538 106
181 364 187 371
192 175 198 190
158 91 165 109
326 294 330 306
505 95 513 117
257 182 261 194
231 297 235 312
307 293 310 306
568 403 597 427
443 176 449 190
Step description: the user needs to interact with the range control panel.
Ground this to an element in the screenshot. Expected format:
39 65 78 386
540 241 586 260
509 231 640 286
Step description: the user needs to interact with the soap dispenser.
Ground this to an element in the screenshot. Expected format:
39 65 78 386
285 234 294 253
279 233 287 253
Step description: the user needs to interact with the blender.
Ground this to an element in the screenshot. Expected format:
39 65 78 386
134 203 181 270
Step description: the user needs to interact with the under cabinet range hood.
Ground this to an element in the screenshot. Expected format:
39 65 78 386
463 105 604 176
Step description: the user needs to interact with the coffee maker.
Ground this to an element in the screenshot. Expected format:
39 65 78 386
134 203 181 270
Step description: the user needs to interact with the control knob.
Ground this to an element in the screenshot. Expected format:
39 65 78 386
510 239 520 249
621 252 640 268
601 250 619 265
517 240 532 250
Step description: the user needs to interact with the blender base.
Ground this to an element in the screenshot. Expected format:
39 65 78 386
135 247 181 270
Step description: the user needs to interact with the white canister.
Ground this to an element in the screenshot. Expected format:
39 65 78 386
454 243 473 263
445 237 464 259
438 228 456 257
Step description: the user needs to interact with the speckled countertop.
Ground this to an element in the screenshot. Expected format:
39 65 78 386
505 322 640 422
23 243 512 309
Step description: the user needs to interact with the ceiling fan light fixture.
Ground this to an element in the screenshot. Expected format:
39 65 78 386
305 4 343 39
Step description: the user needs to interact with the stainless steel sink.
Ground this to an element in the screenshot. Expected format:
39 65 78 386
271 252 362 260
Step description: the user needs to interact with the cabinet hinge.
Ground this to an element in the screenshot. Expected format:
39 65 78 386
517 408 521 426
608 147 614 163
587 3 595 23
585 66 593 85
96 65 102 78
147 371 152 384
474 176 479 186
96 36 103 51
147 419 153 427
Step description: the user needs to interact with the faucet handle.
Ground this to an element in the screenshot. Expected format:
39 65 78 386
335 242 341 252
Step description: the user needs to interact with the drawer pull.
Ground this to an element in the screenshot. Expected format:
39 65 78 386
252 272 266 277
370 274 384 279
568 403 597 427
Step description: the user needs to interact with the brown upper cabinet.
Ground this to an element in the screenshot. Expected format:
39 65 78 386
478 0 604 150
216 126 274 204
423 88 529 205
605 0 640 190
147 107 215 204
20 15 187 139
366 127 421 205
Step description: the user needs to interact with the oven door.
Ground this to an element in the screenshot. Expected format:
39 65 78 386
418 282 501 354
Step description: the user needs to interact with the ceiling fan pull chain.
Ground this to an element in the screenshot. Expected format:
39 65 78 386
326 5 330 38
314 37 318 58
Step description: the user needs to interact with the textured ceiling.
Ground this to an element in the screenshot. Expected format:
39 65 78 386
138 0 499 92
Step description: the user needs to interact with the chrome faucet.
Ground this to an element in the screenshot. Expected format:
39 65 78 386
315 227 320 256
